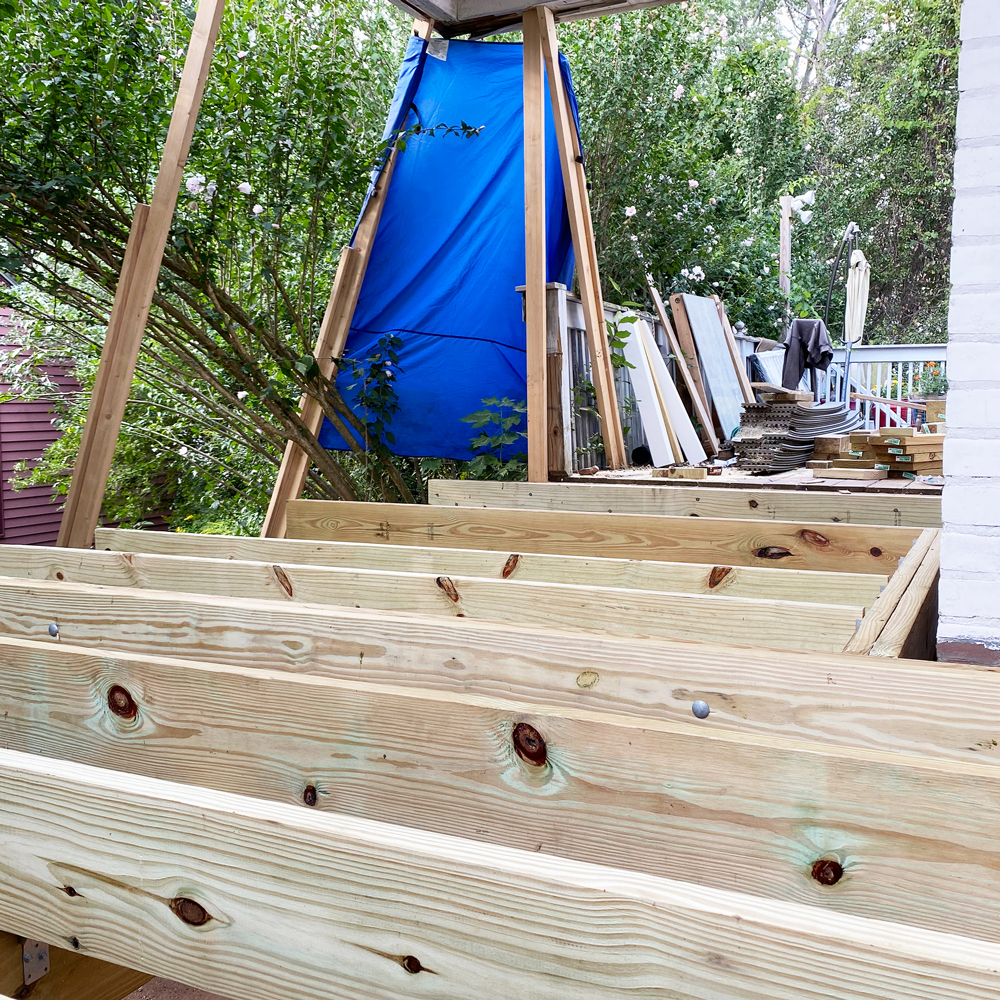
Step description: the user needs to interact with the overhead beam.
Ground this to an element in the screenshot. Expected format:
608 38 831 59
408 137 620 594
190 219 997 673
94 528 888 607
2 748 1000 1000
0 575 995 763
56 0 227 549
284 499 919 574
426 478 943 528
2 638 1000 942
0 545 863 652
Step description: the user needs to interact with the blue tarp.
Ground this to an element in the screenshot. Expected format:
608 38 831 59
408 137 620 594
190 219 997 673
319 38 580 460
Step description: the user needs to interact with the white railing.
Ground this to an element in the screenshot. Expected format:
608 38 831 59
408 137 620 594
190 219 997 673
753 344 947 431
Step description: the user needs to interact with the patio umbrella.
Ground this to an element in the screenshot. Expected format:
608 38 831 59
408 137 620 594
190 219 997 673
841 247 870 400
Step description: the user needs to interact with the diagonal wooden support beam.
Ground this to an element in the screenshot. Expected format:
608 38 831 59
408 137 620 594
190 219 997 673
261 19 434 538
56 0 228 550
537 6 626 470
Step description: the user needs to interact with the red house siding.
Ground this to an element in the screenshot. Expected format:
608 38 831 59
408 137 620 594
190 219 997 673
0 306 76 545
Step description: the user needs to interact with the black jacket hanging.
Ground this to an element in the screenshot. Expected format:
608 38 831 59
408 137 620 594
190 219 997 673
781 318 834 390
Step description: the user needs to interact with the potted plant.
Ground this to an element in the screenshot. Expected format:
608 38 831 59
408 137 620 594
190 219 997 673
911 363 948 424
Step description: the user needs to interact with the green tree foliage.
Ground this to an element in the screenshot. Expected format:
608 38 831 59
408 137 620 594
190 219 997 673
0 0 414 531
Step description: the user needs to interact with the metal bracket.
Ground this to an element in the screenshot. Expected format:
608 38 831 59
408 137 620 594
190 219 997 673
22 939 50 986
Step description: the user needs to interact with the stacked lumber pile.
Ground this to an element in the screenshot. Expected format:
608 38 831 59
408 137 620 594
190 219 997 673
0 497 961 1000
871 430 944 477
809 427 945 480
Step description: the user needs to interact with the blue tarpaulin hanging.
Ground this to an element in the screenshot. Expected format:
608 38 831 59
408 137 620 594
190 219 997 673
319 37 580 460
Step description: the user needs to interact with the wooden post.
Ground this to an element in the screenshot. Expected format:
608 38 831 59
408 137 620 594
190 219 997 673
56 0 227 549
546 282 573 474
536 6 627 470
779 194 792 301
261 19 433 538
523 8 548 484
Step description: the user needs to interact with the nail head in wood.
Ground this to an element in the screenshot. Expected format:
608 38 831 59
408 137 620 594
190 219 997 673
692 700 710 719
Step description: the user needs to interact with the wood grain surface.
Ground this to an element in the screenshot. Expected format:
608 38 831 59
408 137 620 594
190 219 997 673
0 578 995 761
428 478 943 527
872 534 941 659
0 546 861 652
2 749 1000 1000
0 930 150 1000
95 529 888 607
3 638 1000 941
284 500 918 574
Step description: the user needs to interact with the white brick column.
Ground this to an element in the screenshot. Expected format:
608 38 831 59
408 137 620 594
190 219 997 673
938 0 1000 663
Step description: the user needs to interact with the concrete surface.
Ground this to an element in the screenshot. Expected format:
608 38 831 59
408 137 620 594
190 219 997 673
124 979 231 999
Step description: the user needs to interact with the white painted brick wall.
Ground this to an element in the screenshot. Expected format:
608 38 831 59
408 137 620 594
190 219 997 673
939 0 1000 662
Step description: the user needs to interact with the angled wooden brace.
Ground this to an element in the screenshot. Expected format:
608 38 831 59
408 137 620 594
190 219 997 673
56 0 227 548
535 6 627 470
261 20 435 537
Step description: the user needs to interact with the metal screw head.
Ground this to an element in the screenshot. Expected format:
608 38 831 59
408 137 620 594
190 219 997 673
47 623 59 637
692 700 711 719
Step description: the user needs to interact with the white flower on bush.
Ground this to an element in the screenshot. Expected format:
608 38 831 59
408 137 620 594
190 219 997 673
690 266 705 281
236 391 249 400
178 446 189 457
762 266 771 275
237 50 248 58
237 181 252 195
185 174 206 196
624 205 636 217
741 237 754 247
252 204 264 215
157 53 166 63
688 179 699 190
681 268 690 278
205 180 217 202
673 85 685 101
630 234 638 242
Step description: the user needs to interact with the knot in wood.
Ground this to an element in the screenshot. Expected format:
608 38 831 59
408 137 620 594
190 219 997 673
512 722 547 766
435 576 460 603
271 565 294 597
170 897 211 926
811 859 843 886
708 566 732 589
798 529 830 547
401 956 424 974
501 553 522 579
302 784 318 807
753 546 793 560
869 547 883 557
107 685 138 719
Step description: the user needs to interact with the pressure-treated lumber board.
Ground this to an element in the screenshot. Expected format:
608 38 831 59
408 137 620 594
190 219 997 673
3 749 1000 1000
57 0 227 549
5 639 1000 942
0 576 994 760
0 931 150 1000
843 529 938 654
427 478 943 527
523 8 548 483
285 500 917 574
539 6 626 470
0 545 861 652
871 534 941 659
94 529 887 608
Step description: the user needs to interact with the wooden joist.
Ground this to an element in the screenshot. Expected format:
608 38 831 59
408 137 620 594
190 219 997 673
0 578 991 762
284 500 918 574
2 748 1000 1000
0 931 150 1000
2 637 1000 942
427 478 943 528
0 545 866 652
94 529 887 608
844 529 937 654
